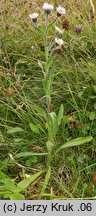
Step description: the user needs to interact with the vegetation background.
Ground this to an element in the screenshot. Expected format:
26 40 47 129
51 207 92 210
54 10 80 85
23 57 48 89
0 0 96 199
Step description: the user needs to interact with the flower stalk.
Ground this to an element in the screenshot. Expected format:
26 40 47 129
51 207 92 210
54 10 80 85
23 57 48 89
44 12 52 113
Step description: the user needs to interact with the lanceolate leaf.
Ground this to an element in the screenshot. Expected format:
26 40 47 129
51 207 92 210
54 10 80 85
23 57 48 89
10 193 25 200
17 170 44 192
41 166 51 194
15 152 47 159
31 104 47 119
56 136 93 153
29 122 40 134
49 112 58 138
57 104 64 126
7 127 24 134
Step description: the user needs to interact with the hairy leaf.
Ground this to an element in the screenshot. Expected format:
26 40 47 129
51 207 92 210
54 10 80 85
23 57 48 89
56 136 93 153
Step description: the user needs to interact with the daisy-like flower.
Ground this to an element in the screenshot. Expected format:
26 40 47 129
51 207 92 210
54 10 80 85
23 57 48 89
55 37 64 46
56 6 66 17
42 2 54 14
55 26 63 34
29 13 39 22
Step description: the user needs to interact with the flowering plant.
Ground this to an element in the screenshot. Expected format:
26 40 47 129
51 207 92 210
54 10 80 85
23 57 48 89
27 2 92 196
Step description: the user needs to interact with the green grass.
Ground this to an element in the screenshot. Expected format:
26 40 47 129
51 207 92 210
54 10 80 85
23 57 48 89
0 0 96 200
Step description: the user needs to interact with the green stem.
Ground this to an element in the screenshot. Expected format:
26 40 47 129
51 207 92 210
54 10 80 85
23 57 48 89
47 149 52 167
48 16 58 29
45 14 49 64
47 95 51 113
44 14 51 113
44 16 57 113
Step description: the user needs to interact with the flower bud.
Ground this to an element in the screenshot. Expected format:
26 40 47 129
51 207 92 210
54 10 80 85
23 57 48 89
75 24 82 34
